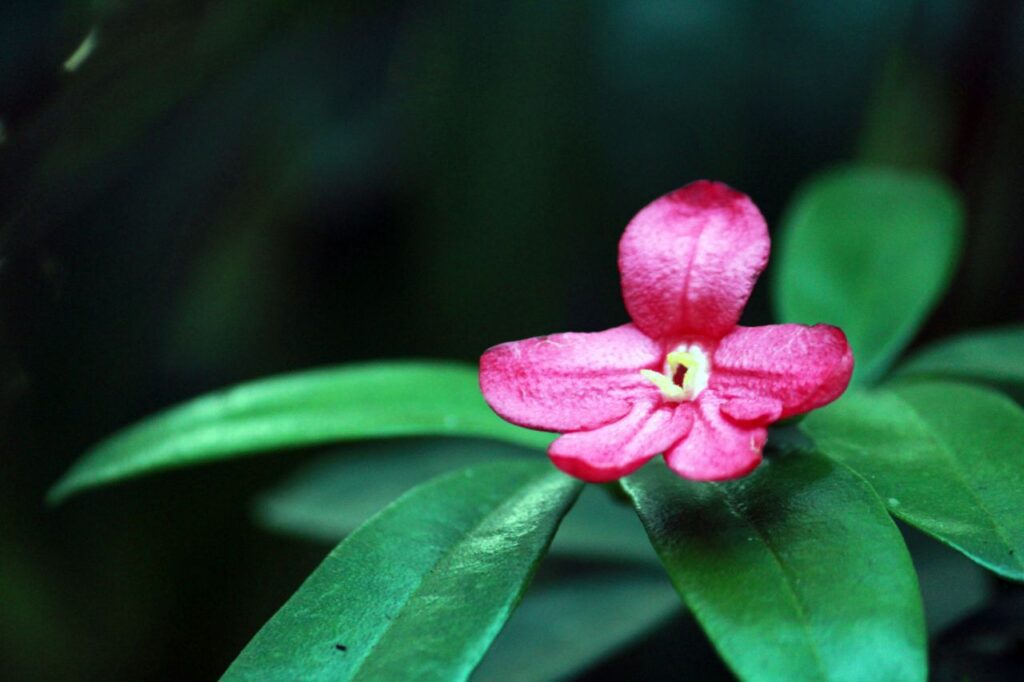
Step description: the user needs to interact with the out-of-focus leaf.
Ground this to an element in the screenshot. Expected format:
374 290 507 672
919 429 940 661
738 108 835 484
255 439 655 563
857 52 955 171
774 165 964 384
474 569 679 682
804 381 1024 580
48 362 551 503
895 325 1024 389
551 486 657 563
223 460 580 681
901 526 988 636
624 454 926 682
0 532 99 680
930 591 1024 681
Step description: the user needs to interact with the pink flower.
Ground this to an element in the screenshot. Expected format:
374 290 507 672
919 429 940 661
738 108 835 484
479 181 853 482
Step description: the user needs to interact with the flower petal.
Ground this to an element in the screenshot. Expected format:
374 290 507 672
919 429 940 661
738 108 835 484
618 180 770 340
549 401 693 482
710 324 854 420
479 324 662 432
719 397 783 426
664 396 765 481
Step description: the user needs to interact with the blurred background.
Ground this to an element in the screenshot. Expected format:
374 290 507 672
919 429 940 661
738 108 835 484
3 1 1024 679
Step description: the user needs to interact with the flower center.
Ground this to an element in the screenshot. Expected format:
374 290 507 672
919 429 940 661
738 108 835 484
640 343 711 402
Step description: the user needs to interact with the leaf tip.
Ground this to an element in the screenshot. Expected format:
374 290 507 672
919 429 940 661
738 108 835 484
45 478 74 507
45 467 93 506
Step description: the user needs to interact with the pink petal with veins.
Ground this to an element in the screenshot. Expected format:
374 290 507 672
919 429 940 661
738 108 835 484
479 324 661 432
618 181 770 340
711 324 854 419
549 401 693 482
665 396 766 480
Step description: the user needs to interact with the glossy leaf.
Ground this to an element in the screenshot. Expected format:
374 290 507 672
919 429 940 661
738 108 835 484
895 325 1024 389
224 460 581 681
804 381 1024 580
48 361 552 503
256 439 655 563
474 569 679 681
624 454 925 682
774 165 963 384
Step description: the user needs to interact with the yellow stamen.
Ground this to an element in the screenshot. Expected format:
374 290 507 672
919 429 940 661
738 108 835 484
641 343 711 402
666 351 701 399
640 369 685 400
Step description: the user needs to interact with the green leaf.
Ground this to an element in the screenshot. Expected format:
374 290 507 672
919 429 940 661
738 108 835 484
256 439 656 563
48 361 552 503
474 568 679 681
803 381 1024 580
895 325 1024 389
774 165 964 384
224 460 581 681
623 454 926 682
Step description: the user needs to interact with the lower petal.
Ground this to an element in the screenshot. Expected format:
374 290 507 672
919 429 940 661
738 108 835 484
720 396 783 426
664 397 765 481
549 401 693 482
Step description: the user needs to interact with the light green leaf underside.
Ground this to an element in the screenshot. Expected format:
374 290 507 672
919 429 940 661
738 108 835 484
224 460 582 681
49 361 552 503
774 165 963 384
255 439 657 563
804 381 1024 580
895 325 1024 388
624 454 926 682
474 569 679 681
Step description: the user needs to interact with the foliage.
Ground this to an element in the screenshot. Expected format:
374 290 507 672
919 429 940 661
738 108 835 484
223 461 581 681
624 455 926 682
45 162 1024 680
6 3 1024 680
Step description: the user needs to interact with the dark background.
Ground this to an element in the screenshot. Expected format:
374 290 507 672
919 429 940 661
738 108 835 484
2 1 1024 679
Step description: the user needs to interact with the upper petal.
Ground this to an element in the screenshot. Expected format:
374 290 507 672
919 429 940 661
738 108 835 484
710 324 854 421
618 180 770 340
549 401 693 482
479 324 661 432
664 395 765 480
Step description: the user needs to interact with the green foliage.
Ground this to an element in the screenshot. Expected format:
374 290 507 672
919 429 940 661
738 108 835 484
7 1 1024 679
474 568 679 681
804 381 1024 580
48 362 551 503
623 455 926 682
223 460 581 681
253 442 673 679
895 325 1024 390
255 439 656 563
774 165 964 384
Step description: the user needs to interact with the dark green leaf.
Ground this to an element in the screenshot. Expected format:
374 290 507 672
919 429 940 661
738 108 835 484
474 569 679 681
804 381 1024 580
255 439 656 563
895 325 1024 389
224 460 581 681
48 361 551 503
624 454 926 682
774 165 963 384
